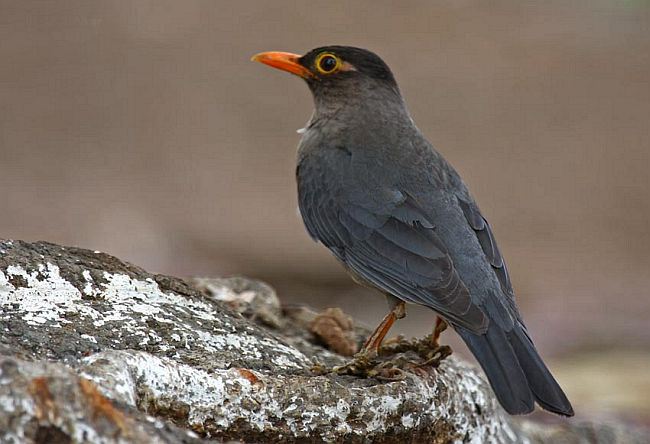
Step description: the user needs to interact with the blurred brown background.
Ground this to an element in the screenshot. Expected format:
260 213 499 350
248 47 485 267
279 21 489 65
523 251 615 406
1 0 649 425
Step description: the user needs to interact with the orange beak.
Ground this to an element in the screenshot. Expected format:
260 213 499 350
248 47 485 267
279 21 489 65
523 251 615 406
251 51 312 79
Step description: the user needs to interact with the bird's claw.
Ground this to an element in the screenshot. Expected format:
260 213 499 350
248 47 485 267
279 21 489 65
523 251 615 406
314 335 452 380
330 354 407 381
413 344 452 368
330 349 377 376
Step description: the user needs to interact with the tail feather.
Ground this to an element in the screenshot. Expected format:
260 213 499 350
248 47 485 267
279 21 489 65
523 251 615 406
509 325 574 416
457 322 574 417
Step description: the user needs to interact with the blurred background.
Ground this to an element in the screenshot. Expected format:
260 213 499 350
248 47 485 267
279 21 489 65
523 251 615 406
1 0 648 426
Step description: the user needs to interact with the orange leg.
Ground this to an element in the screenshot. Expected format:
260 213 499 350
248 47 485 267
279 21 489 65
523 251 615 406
360 299 406 354
431 316 448 348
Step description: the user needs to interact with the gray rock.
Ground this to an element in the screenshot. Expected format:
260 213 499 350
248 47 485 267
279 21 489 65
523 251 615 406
191 276 284 329
0 355 204 444
0 240 647 443
0 240 307 374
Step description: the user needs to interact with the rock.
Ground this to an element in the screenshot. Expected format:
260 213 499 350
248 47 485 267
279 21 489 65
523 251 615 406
0 239 647 443
191 277 284 329
0 241 306 374
0 355 203 444
519 421 649 444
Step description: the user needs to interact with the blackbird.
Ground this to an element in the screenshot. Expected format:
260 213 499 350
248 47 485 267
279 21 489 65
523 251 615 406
252 46 573 417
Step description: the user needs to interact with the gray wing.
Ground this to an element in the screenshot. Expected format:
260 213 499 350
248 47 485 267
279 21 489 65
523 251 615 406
297 160 488 333
457 198 521 321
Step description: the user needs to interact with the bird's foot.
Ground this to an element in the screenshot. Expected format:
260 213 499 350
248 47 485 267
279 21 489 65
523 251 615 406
416 333 453 368
327 349 374 376
412 342 452 368
328 349 407 381
379 333 453 368
313 333 452 380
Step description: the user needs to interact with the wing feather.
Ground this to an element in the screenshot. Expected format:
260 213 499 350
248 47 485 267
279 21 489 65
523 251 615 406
458 198 513 297
297 162 488 333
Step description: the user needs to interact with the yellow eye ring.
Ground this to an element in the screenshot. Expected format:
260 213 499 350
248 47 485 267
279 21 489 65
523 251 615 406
315 53 341 75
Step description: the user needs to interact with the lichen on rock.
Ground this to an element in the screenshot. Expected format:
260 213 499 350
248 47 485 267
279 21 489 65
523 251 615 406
0 241 308 374
0 240 647 443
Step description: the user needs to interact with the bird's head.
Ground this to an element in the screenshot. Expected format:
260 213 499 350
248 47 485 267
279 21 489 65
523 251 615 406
252 46 403 113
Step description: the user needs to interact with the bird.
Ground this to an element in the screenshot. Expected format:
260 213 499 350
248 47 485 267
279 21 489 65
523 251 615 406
252 46 574 417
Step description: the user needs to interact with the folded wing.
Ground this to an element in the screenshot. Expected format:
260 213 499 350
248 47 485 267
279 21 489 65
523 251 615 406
297 163 488 333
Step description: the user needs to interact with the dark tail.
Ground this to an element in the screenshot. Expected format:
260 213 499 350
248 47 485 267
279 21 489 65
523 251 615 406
456 322 574 416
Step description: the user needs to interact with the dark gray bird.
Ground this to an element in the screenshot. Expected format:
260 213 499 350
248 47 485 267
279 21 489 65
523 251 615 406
252 46 573 417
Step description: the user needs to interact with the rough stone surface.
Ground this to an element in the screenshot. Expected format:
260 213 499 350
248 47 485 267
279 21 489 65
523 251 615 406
192 277 284 329
0 355 204 444
0 240 647 443
0 241 308 374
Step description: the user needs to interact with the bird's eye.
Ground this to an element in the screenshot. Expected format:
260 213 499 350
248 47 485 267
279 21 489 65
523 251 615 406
316 53 341 74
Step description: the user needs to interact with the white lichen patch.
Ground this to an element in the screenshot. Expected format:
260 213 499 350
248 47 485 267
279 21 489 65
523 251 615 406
82 351 363 438
435 359 515 443
0 262 308 370
0 391 36 443
401 413 414 428
82 270 95 296
0 355 189 443
82 351 274 430
0 264 101 327
78 350 518 443
321 399 352 434
93 273 220 325
80 334 97 344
